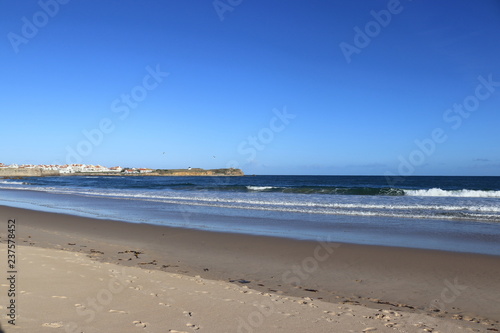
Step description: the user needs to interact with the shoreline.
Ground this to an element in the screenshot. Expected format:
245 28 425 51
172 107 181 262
1 205 500 331
2 186 500 257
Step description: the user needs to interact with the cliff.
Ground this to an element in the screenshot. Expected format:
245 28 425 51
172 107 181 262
0 168 60 177
153 168 244 176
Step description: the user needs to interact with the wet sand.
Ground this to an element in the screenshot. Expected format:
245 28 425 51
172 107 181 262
1 205 499 332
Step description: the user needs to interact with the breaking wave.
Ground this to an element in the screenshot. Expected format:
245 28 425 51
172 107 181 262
405 188 500 198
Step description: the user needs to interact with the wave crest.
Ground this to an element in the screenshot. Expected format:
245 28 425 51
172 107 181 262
404 188 500 198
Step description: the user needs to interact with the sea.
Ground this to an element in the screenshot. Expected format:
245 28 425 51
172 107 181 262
1 175 500 255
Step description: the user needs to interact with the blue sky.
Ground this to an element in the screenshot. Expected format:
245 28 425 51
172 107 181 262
1 0 499 175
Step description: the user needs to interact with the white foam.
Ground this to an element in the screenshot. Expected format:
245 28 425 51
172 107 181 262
14 186 499 215
2 182 499 223
0 180 24 185
405 188 500 198
246 186 277 191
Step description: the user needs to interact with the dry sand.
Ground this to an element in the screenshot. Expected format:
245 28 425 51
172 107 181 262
1 205 499 332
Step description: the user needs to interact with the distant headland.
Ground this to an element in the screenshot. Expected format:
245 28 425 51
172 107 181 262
0 163 244 177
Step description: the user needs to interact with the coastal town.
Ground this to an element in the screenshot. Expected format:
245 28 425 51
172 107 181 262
0 163 152 174
0 163 244 177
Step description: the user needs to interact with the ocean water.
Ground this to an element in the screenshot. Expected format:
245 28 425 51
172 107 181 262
1 175 500 255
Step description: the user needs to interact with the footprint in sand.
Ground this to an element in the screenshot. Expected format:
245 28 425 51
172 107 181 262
132 320 147 328
186 323 200 330
129 285 144 290
323 310 338 316
194 290 209 294
42 322 64 328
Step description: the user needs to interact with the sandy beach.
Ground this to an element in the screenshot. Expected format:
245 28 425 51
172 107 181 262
1 205 500 332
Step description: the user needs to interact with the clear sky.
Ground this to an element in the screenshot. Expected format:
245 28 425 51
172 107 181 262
1 0 499 175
